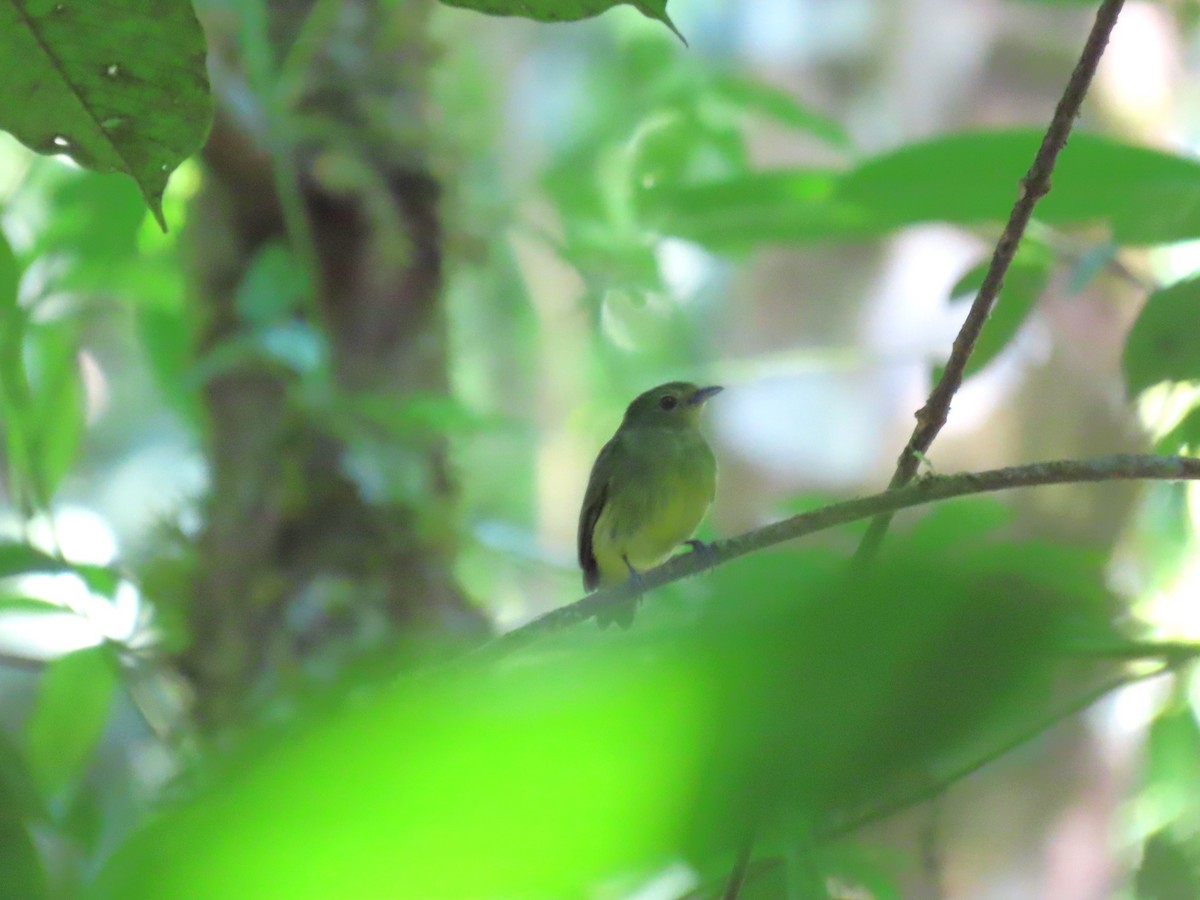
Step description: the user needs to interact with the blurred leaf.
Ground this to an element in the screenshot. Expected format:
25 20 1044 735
0 820 48 900
907 498 1013 552
1123 278 1200 395
0 543 68 578
1137 832 1200 900
30 173 148 277
1158 406 1200 454
0 222 18 308
944 240 1053 380
234 243 310 325
93 545 1102 899
24 319 86 500
26 645 118 799
72 565 122 600
135 304 202 429
709 75 850 148
0 0 212 229
1066 240 1118 295
0 729 46 824
437 0 687 42
1142 704 1200 836
643 169 854 248
1129 482 1195 595
650 131 1200 249
840 130 1200 245
0 594 68 614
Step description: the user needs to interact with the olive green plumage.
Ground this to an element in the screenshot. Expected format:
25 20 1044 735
577 382 721 628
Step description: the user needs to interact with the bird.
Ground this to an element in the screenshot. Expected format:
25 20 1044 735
577 381 721 628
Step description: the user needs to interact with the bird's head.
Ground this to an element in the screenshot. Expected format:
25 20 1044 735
622 381 723 430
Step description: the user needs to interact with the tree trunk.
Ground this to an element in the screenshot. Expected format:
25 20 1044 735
177 0 488 729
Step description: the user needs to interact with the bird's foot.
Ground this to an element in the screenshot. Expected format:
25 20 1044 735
685 539 718 572
596 559 643 629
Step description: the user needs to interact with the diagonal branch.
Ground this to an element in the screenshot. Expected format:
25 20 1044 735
472 453 1199 665
854 0 1129 563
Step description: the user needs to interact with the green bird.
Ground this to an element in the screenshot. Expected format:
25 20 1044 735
577 382 722 628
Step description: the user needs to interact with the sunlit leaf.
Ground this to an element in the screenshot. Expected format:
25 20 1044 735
26 644 118 799
1123 277 1200 395
0 0 212 229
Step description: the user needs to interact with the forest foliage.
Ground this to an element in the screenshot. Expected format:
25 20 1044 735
2 0 1200 898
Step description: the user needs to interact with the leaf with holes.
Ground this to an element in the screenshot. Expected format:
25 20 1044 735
0 0 212 230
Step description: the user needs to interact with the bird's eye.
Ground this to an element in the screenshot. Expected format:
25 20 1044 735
659 395 678 411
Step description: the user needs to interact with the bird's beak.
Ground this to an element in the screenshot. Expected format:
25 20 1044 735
689 385 723 405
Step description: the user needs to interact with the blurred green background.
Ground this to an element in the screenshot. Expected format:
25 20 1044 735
3 0 1200 897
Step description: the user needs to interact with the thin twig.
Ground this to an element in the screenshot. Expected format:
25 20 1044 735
854 0 1128 563
720 825 757 900
473 453 1199 665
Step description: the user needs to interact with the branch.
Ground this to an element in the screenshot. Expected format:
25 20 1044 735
854 0 1129 562
473 453 1199 664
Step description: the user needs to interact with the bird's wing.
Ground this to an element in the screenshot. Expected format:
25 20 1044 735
578 435 618 591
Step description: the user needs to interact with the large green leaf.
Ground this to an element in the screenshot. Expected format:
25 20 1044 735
840 130 1200 245
647 131 1200 249
26 644 118 799
1123 278 1200 395
0 0 212 229
93 546 1106 898
438 0 686 43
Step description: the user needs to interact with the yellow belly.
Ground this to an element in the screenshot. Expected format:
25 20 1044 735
591 456 715 586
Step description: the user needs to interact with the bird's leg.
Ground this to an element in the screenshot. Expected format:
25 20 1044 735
684 539 718 572
623 557 646 593
596 556 643 628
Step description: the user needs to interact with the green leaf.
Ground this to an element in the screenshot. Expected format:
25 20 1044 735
840 130 1200 245
24 319 86 501
234 243 310 325
0 542 68 578
26 644 118 799
438 0 687 42
1137 831 1200 900
0 729 46 823
947 241 1053 380
0 0 213 230
0 222 18 310
0 821 47 900
1158 405 1200 454
709 75 850 148
1142 703 1200 835
0 594 67 614
1123 278 1200 395
650 131 1200 249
